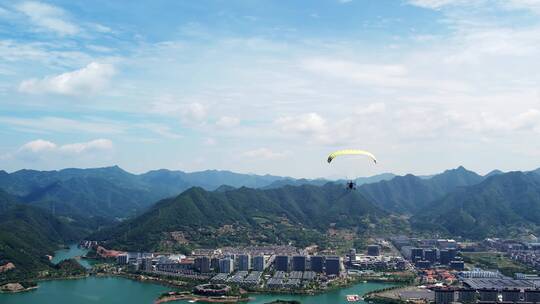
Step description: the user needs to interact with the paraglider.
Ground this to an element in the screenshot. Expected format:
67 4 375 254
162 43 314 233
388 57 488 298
327 149 377 190
327 149 377 164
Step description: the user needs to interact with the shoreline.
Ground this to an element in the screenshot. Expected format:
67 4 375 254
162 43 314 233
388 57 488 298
0 285 39 294
155 293 250 304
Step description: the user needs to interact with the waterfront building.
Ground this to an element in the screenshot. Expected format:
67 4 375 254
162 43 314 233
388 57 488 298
274 255 289 272
434 288 455 304
310 256 324 273
219 258 234 273
194 256 210 273
424 249 437 263
325 256 341 276
253 255 266 271
210 257 220 271
415 260 431 269
117 254 129 265
411 248 424 262
292 255 307 271
237 254 251 271
524 289 540 302
367 245 380 256
450 260 464 271
437 239 457 249
458 288 477 304
142 257 153 272
502 288 521 303
439 250 451 265
460 269 502 279
348 248 357 264
478 288 499 302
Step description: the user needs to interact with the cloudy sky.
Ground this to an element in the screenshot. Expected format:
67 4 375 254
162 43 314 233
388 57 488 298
1 0 540 178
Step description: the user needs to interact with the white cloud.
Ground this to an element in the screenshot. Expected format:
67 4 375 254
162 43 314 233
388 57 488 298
275 112 327 134
138 123 183 139
150 97 209 124
15 1 79 35
11 138 113 161
20 139 56 153
302 58 411 88
407 0 484 9
59 139 113 154
243 148 287 159
0 116 127 134
461 109 540 134
408 0 540 14
19 62 115 95
216 116 240 128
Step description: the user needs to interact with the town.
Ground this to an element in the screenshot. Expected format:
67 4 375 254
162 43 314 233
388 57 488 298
71 236 536 303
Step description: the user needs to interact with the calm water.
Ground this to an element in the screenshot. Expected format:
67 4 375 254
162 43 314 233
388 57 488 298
0 277 392 304
0 245 395 303
0 276 170 304
51 243 93 269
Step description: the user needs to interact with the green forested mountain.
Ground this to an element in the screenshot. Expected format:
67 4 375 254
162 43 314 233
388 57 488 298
358 166 484 213
0 166 295 220
3 164 540 263
94 183 407 251
354 173 397 185
22 176 160 219
261 178 329 189
412 172 540 239
0 192 84 283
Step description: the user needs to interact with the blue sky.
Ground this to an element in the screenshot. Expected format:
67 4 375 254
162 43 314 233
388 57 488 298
1 0 540 178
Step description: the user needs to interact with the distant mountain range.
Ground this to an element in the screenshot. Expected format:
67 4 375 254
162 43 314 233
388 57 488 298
2 164 540 275
412 172 540 239
0 166 400 221
358 166 485 213
92 183 407 252
0 166 298 220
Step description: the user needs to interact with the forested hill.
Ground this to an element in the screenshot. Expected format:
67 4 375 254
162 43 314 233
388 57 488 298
93 183 407 252
358 166 485 213
412 172 540 239
0 166 296 220
0 190 84 283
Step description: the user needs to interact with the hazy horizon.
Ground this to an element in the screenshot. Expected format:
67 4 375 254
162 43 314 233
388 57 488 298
2 0 540 178
1 163 538 181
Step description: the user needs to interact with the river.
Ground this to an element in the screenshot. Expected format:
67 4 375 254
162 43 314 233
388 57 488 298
0 245 395 304
51 243 93 269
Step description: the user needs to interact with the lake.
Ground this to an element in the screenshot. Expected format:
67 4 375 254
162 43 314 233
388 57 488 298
0 245 395 303
51 243 93 269
0 277 393 304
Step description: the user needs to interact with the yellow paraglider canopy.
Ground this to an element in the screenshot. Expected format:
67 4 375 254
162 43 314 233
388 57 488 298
327 149 377 164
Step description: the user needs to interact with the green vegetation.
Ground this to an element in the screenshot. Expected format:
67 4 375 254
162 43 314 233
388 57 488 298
53 259 87 277
0 191 86 284
412 172 540 239
359 166 483 214
461 252 535 277
0 166 298 220
94 184 408 251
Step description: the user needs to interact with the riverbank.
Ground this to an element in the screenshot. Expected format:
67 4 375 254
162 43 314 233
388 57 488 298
0 283 38 294
155 291 250 304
